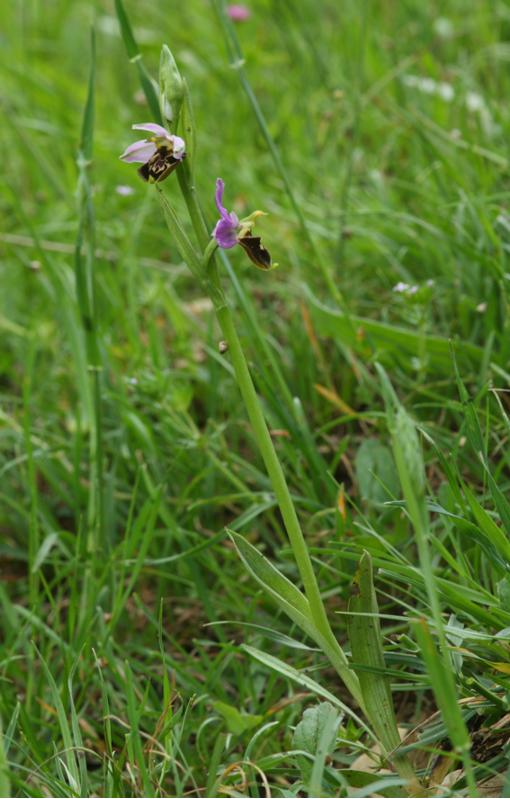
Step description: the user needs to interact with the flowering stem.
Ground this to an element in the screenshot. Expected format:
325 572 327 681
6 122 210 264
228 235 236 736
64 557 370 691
158 182 362 705
176 162 298 415
177 162 210 250
214 300 362 701
203 237 219 268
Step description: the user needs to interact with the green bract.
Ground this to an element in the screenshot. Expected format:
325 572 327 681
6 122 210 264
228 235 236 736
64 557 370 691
159 44 185 129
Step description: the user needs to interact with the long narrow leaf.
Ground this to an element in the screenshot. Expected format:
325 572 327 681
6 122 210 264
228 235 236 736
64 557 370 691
0 716 10 799
229 530 312 619
114 0 162 123
348 552 418 791
414 619 471 754
230 530 359 700
34 647 81 794
242 645 371 734
310 292 483 371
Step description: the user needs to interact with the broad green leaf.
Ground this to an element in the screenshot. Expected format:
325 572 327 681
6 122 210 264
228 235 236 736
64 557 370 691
293 702 340 757
230 532 358 694
292 702 340 787
497 577 510 611
157 189 204 281
355 439 399 505
348 552 400 752
213 701 263 735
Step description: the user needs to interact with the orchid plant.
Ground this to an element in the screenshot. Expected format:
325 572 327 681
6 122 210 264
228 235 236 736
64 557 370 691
118 42 420 793
119 48 357 689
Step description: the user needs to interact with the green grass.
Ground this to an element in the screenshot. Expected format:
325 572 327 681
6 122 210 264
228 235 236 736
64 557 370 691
2 0 510 795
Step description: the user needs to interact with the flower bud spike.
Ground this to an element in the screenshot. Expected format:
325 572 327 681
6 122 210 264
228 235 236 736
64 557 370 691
159 44 185 129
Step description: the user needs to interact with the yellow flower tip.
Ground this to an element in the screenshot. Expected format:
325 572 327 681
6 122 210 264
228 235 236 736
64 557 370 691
242 209 268 224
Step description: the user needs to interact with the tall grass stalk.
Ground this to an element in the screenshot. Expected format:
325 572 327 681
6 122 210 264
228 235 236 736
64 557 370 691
211 0 345 309
379 365 477 794
74 30 104 555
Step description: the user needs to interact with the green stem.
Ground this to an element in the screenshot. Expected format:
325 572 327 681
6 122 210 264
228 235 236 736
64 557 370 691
214 300 362 705
23 338 39 609
178 160 298 413
161 177 363 705
177 163 209 249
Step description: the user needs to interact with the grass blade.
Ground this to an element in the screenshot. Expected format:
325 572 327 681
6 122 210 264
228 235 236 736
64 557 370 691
378 365 476 792
0 716 11 799
114 0 162 123
34 646 81 795
75 29 104 555
310 292 483 373
414 619 473 765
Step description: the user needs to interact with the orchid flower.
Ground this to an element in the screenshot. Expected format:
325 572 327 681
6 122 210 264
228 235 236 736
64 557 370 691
212 178 274 270
120 123 185 182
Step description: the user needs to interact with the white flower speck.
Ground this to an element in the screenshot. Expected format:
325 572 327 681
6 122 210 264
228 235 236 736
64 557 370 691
466 92 484 112
434 17 454 39
403 74 454 102
116 185 135 196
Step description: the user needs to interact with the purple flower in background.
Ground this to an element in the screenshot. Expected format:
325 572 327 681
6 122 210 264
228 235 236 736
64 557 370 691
120 123 185 182
213 178 240 249
226 4 250 21
212 178 274 270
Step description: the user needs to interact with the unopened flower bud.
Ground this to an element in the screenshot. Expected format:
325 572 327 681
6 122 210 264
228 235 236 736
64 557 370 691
159 44 185 129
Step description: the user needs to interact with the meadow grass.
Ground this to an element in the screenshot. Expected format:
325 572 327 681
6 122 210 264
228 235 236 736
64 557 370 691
2 0 510 796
